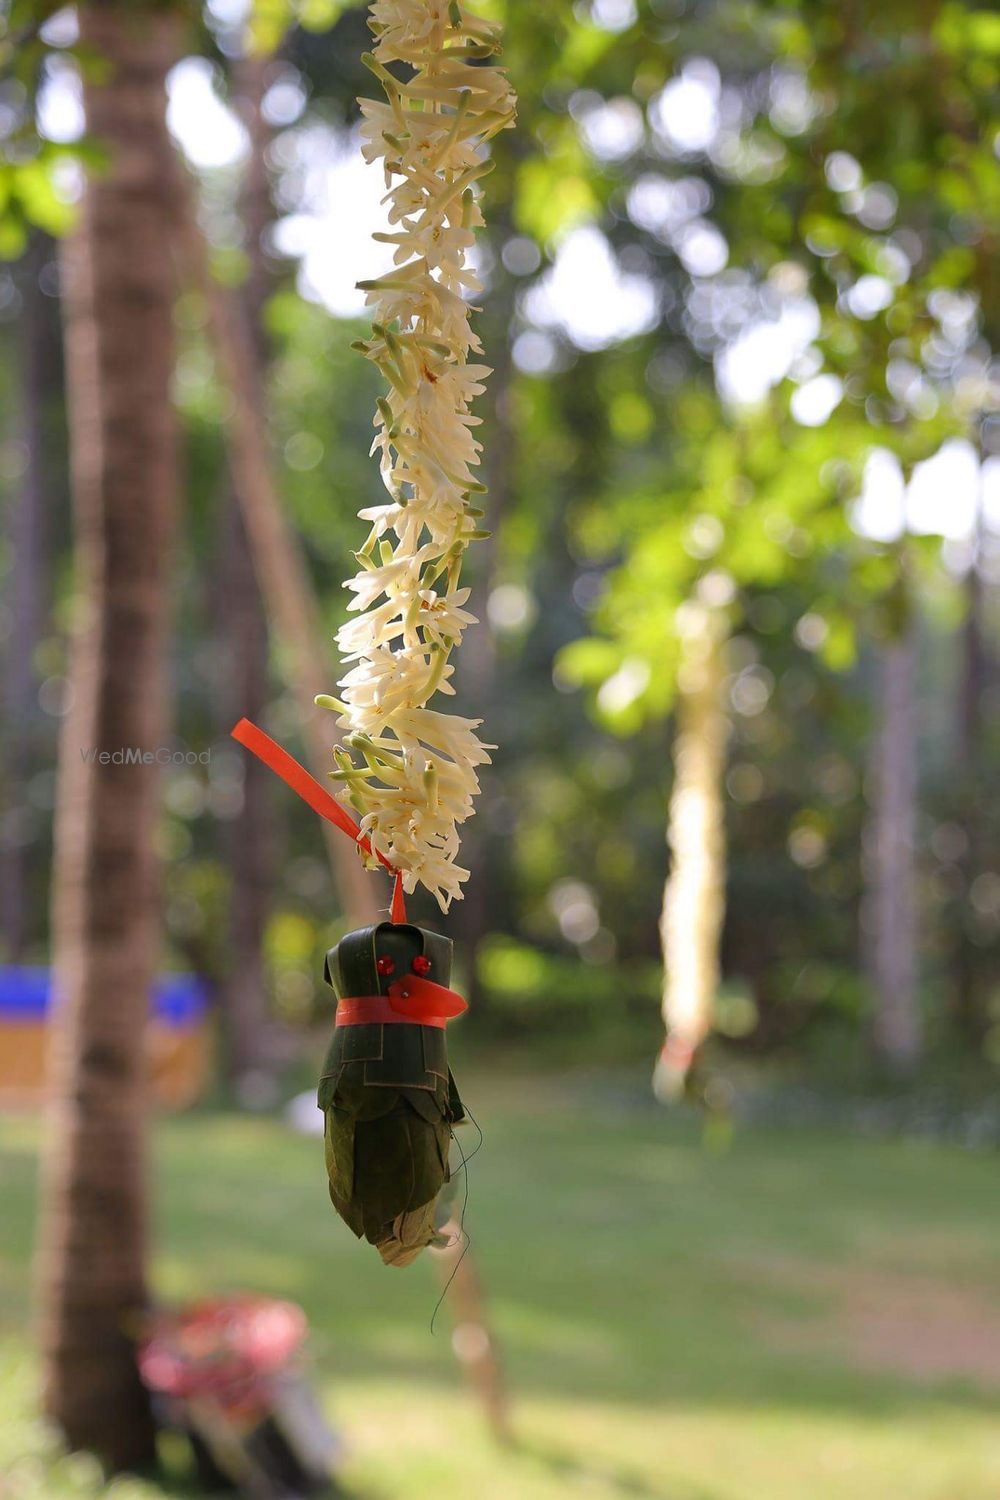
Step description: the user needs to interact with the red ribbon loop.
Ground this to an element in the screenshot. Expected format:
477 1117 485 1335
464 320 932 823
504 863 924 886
387 974 468 1024
230 717 407 923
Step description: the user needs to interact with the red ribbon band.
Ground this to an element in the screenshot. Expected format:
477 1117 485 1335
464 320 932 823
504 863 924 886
230 717 406 924
336 996 444 1029
336 976 468 1030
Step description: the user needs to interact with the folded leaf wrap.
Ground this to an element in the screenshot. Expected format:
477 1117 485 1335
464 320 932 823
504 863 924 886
318 922 465 1267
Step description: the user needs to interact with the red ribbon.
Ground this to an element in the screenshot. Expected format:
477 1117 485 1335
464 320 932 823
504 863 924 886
334 972 469 1029
387 974 468 1023
336 995 431 1027
230 718 407 924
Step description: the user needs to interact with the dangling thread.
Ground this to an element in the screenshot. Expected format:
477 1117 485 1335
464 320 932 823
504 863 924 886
429 1104 484 1334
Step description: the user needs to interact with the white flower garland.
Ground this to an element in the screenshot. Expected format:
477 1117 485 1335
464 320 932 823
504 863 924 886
318 0 516 910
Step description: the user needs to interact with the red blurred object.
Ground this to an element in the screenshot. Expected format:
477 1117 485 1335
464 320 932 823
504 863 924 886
140 1295 306 1422
138 1296 336 1496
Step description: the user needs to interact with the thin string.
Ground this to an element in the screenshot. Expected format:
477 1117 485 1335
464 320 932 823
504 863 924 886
429 1104 484 1334
457 1101 485 1171
430 1132 471 1335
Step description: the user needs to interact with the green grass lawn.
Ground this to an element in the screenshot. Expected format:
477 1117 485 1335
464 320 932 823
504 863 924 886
3 1070 1000 1499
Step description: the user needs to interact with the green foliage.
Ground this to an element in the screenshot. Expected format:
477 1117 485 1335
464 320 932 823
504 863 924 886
248 0 354 53
553 0 995 738
3 0 998 1074
0 148 77 257
558 401 871 727
477 932 659 1022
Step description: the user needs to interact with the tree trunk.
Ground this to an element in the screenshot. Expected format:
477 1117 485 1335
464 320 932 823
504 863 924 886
953 513 987 1043
217 488 276 1088
1 233 60 958
867 628 922 1075
654 604 728 1103
450 264 514 1001
217 55 277 1089
433 1218 511 1444
171 167 380 927
36 5 180 1469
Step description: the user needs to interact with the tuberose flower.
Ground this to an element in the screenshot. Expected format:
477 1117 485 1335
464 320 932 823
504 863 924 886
319 0 516 910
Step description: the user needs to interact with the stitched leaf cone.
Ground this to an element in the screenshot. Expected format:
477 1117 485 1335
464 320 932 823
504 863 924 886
318 922 465 1267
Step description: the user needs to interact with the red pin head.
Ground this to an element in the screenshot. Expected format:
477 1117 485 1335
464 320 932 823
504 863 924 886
376 955 395 976
411 955 431 976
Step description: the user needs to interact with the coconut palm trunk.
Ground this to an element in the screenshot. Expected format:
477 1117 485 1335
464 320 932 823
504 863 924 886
867 627 921 1075
451 247 515 1008
654 603 728 1102
953 510 988 1044
171 167 380 927
216 54 278 1088
36 5 180 1469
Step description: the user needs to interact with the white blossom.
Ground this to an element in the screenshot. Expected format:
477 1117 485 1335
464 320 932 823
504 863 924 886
320 0 516 910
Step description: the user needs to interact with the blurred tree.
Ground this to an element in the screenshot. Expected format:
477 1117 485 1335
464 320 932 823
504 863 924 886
866 617 921 1073
767 0 997 1068
174 160 383 927
1 232 60 959
561 400 865 1083
554 0 997 1077
449 196 517 1009
36 3 182 1468
954 498 990 1042
215 53 279 1091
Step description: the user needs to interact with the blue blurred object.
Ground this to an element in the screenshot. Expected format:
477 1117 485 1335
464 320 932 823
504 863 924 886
0 967 209 1028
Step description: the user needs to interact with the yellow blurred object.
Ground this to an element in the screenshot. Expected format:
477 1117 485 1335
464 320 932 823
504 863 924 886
0 1012 210 1112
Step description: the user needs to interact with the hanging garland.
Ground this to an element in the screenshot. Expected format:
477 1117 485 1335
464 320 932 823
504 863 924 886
234 0 515 1266
318 0 517 912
